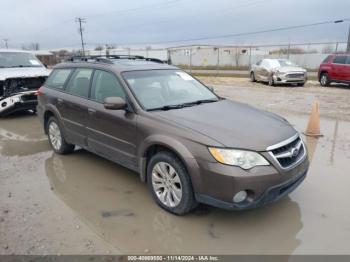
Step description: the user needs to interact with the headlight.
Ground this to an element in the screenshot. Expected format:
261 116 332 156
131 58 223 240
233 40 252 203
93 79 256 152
274 70 283 76
208 147 270 170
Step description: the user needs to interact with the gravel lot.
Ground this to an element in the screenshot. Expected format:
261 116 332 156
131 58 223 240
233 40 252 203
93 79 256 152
1 77 350 255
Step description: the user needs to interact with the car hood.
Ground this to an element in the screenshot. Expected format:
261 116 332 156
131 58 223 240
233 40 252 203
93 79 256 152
276 66 306 73
0 67 50 81
154 99 297 151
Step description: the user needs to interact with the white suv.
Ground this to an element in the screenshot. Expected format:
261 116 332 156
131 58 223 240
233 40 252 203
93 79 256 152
0 49 50 116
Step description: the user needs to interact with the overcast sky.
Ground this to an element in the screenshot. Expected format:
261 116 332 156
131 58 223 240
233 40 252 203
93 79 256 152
1 0 349 50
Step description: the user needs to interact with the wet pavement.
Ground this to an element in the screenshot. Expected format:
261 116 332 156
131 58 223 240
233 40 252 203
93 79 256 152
1 84 350 255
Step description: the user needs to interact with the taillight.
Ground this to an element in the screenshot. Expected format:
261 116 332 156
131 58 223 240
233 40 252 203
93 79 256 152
35 87 44 96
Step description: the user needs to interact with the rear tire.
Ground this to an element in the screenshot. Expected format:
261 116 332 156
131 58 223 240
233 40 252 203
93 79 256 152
47 117 75 154
320 73 330 87
147 151 198 215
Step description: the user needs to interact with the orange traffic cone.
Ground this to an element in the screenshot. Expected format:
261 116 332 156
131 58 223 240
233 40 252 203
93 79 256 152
304 101 323 137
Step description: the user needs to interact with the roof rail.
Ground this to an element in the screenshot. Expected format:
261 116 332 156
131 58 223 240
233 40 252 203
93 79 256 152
106 55 165 64
65 55 167 65
65 56 114 64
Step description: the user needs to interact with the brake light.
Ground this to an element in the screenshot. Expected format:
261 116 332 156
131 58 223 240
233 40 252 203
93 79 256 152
35 87 44 96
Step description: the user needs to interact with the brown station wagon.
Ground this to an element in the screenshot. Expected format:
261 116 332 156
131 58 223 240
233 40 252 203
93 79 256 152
37 56 309 215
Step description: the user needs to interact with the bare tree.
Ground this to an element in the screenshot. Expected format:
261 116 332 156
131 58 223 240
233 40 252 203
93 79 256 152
322 45 334 54
106 44 116 50
94 45 104 51
22 42 40 50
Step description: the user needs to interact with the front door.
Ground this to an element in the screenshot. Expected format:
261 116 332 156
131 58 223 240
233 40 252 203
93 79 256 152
86 69 138 170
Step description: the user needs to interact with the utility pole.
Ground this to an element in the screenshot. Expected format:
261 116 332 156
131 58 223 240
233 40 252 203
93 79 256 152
3 39 9 49
75 17 86 56
347 24 350 53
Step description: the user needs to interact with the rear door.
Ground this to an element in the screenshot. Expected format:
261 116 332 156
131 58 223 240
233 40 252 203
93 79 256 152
253 60 262 80
259 59 271 81
331 55 347 80
58 68 93 147
85 69 138 170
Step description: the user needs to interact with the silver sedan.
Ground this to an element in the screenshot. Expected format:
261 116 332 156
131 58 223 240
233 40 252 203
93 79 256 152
250 59 307 86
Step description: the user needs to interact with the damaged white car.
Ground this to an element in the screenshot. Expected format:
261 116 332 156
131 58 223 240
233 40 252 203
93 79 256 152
0 49 50 116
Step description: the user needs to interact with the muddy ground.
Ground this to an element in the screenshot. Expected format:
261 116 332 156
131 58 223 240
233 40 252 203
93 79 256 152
1 78 350 255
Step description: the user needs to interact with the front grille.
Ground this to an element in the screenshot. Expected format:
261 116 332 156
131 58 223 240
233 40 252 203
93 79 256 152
270 136 305 169
286 73 304 78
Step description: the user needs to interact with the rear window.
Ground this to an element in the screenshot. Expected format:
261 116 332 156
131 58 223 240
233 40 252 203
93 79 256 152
333 56 347 64
45 69 72 89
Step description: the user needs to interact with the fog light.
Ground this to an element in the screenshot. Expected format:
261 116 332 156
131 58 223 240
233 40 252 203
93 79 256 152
233 190 247 203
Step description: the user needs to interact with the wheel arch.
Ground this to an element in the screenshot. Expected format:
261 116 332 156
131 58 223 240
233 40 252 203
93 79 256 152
138 135 197 184
43 106 63 134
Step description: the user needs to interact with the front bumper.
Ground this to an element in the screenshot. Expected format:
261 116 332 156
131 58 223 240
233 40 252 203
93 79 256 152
273 74 307 84
193 156 309 210
0 92 37 116
195 169 307 210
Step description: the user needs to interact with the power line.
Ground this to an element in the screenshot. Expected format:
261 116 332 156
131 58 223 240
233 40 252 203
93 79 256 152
75 17 86 55
110 18 350 45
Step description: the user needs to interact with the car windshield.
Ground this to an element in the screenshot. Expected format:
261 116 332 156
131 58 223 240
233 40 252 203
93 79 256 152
122 70 219 111
0 52 43 68
269 59 297 68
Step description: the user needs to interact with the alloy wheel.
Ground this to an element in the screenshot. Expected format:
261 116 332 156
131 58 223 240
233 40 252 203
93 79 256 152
321 75 328 86
152 162 182 207
48 121 62 151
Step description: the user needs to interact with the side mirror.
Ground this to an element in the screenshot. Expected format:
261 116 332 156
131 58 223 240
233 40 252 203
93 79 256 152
207 85 214 92
103 97 126 110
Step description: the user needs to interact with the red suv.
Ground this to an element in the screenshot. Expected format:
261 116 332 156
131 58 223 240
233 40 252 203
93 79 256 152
318 53 350 86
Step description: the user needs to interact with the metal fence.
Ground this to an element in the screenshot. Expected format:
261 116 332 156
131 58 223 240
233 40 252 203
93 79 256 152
168 42 349 71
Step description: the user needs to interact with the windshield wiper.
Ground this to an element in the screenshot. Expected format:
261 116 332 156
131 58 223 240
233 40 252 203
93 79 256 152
182 99 219 107
148 104 185 111
148 99 219 111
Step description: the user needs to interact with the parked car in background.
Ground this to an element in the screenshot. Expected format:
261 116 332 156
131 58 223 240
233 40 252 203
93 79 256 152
37 56 309 215
250 58 307 86
318 53 350 87
0 49 50 117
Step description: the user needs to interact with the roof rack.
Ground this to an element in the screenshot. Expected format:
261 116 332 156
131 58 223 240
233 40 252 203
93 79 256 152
65 55 167 65
65 56 114 64
106 55 165 64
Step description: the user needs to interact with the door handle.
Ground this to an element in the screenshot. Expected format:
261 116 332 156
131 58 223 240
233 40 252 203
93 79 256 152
88 108 96 115
57 98 64 104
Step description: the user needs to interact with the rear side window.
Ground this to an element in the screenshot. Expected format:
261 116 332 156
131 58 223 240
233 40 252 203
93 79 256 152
90 70 126 103
346 56 350 65
65 68 93 98
45 69 72 89
333 56 347 64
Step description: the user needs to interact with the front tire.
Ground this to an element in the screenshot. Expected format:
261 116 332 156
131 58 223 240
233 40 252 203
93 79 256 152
320 73 330 87
268 75 275 86
147 151 197 215
47 117 75 154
